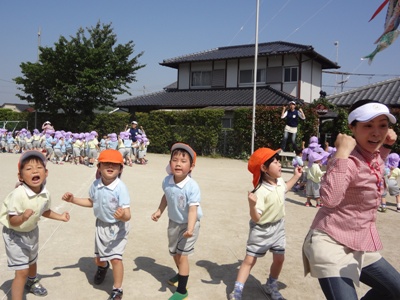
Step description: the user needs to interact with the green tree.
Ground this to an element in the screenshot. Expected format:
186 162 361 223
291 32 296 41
14 22 144 122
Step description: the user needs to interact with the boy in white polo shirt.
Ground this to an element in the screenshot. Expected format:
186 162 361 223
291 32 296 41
0 151 70 299
151 142 202 300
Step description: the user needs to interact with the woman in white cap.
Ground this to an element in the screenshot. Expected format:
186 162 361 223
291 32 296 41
280 101 305 152
41 121 54 133
303 99 400 299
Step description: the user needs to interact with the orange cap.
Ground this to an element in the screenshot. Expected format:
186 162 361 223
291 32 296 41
248 148 280 187
98 149 124 165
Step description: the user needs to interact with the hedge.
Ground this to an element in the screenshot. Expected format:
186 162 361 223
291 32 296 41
3 98 400 157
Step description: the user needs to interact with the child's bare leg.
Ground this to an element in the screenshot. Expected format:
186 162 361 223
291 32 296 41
94 257 107 268
110 259 124 289
236 254 257 284
306 197 312 206
12 268 29 300
270 253 284 279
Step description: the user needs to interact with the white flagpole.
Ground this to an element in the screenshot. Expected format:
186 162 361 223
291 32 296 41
251 0 260 154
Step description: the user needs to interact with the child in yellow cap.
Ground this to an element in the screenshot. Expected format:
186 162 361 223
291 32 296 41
62 149 131 300
230 148 302 300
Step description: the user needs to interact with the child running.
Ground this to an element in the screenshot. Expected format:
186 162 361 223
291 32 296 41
229 148 302 300
0 151 70 299
151 143 202 300
62 149 131 300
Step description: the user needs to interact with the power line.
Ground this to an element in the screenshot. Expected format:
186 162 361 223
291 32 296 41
323 70 400 77
0 78 14 84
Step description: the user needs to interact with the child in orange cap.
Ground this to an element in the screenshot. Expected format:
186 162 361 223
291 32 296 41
151 143 202 300
62 149 131 300
229 148 302 300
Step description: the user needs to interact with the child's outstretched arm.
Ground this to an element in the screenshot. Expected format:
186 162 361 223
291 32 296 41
151 194 167 222
183 205 197 238
42 209 70 222
62 192 93 207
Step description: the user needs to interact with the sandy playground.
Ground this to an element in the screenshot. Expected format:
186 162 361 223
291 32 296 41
0 152 399 300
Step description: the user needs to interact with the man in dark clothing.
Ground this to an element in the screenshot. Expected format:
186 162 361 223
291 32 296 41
280 101 305 152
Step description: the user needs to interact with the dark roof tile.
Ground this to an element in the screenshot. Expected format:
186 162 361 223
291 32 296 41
327 77 400 107
160 41 338 70
116 87 300 110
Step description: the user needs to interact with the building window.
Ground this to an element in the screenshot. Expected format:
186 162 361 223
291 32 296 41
192 71 212 86
284 67 298 82
221 117 232 128
239 69 266 84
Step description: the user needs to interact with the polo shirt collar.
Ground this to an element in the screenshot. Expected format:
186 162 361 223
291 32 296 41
97 177 120 190
22 183 48 197
168 174 191 188
261 178 283 191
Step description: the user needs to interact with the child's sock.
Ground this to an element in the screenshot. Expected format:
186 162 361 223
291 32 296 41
27 275 37 282
176 274 188 294
233 281 244 294
267 275 278 284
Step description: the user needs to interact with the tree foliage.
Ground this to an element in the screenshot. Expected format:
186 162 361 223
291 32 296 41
14 22 145 119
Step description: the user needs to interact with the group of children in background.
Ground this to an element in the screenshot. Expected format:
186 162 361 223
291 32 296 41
0 121 150 167
292 135 400 212
2 99 400 300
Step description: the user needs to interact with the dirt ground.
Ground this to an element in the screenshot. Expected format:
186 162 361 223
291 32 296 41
0 152 399 300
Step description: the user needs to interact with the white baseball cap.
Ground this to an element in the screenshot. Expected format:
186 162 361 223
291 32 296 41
348 102 396 124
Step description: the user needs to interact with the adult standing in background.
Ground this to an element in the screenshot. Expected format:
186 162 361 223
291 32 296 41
280 101 305 152
41 121 54 133
125 121 143 162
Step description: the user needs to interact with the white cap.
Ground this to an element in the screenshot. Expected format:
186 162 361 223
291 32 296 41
131 121 138 124
348 102 396 124
289 101 296 105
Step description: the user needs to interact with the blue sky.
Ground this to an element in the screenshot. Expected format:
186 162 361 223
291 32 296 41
1 0 400 104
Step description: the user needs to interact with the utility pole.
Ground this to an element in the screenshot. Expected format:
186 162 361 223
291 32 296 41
251 0 260 154
34 27 41 129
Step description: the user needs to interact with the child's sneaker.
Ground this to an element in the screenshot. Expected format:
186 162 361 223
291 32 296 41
107 288 123 300
229 290 242 300
168 291 188 300
167 273 179 287
378 206 387 212
264 279 285 300
94 261 109 285
25 277 48 297
397 207 400 213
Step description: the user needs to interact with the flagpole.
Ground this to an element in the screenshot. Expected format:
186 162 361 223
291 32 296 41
251 0 260 154
35 27 41 129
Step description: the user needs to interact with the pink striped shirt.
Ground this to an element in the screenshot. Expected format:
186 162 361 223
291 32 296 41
310 145 390 251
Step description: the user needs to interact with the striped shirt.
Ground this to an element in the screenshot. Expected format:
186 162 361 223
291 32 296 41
310 145 390 251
